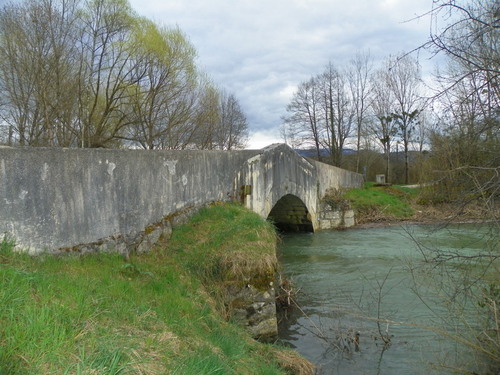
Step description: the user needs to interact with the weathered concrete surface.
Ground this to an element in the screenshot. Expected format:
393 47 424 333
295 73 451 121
0 144 363 253
0 147 258 252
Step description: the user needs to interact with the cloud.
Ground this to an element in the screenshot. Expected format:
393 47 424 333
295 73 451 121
129 0 434 138
246 128 283 150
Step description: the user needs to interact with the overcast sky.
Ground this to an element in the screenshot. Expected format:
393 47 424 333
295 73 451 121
128 0 436 149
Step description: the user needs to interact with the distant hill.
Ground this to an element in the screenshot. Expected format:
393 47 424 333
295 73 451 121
294 148 356 158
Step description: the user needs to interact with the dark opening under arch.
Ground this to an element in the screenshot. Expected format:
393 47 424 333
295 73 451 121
267 194 313 233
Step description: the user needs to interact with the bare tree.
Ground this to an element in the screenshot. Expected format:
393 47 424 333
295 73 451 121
423 0 499 104
347 51 373 173
406 3 500 371
190 81 221 150
191 83 249 150
282 62 356 166
369 68 398 182
215 89 248 150
0 2 35 145
318 62 354 167
282 77 323 159
419 0 499 205
384 54 422 184
414 109 433 154
0 0 247 151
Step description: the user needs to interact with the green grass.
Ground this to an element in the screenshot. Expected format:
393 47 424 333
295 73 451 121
0 204 302 375
342 182 416 221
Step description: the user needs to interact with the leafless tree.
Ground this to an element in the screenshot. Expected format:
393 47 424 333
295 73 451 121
405 3 500 371
282 62 356 167
347 51 373 173
414 109 433 154
318 62 354 167
282 77 323 159
214 89 249 150
190 82 221 150
384 54 423 184
423 0 499 104
418 0 499 207
369 68 398 182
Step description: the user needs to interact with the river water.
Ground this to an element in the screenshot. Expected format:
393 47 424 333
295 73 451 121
277 223 496 375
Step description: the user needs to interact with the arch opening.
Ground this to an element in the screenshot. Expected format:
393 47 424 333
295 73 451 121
267 194 314 233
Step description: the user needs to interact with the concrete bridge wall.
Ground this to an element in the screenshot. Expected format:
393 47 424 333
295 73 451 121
0 144 363 253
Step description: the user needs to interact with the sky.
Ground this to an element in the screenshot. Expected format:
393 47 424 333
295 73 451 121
128 0 436 149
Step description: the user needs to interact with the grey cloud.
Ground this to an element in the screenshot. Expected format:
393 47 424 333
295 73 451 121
130 0 434 140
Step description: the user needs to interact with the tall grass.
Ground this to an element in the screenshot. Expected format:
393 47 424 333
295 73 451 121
0 204 295 375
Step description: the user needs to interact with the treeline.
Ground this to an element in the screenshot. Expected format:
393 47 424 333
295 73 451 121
281 0 498 188
281 53 422 185
0 0 248 150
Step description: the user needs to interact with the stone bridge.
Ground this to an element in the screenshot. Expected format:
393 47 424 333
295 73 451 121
0 144 363 254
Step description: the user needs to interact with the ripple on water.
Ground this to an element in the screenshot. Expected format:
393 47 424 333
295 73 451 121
278 224 494 375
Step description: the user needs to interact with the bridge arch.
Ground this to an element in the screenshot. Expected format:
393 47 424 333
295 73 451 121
267 194 313 232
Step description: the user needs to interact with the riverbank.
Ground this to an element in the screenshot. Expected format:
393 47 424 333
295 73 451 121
342 183 495 228
354 203 491 228
0 204 314 375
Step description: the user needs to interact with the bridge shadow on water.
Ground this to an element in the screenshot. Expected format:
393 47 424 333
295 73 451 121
267 194 314 233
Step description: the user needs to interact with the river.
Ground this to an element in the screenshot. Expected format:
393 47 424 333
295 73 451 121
277 223 497 375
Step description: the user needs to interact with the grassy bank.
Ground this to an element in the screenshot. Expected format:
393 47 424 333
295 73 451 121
340 182 493 225
341 182 416 223
0 203 312 375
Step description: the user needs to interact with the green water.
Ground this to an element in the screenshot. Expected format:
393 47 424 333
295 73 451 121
277 223 498 375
